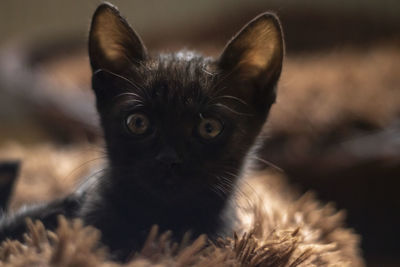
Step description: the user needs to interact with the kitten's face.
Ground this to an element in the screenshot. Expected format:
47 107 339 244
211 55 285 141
89 4 284 205
93 55 261 203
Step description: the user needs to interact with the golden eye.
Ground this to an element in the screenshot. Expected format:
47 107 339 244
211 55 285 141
126 113 150 135
198 118 223 140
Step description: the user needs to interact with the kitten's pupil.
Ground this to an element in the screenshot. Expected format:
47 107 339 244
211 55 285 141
126 113 149 135
205 123 213 133
135 118 143 128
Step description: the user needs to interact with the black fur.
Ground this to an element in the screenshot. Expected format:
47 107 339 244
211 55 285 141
0 161 19 212
0 3 284 262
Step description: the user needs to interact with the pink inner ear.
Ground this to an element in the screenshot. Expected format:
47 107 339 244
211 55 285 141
89 4 147 72
92 10 130 62
235 19 283 79
219 14 283 82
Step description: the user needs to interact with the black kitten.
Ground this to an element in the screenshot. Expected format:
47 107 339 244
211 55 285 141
0 3 284 261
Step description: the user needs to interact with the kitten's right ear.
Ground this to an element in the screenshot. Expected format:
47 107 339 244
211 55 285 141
89 3 147 74
218 13 284 115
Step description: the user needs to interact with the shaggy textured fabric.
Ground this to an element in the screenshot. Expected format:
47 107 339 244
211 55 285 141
0 143 100 210
0 144 364 266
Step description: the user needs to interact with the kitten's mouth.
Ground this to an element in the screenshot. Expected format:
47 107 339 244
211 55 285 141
138 167 208 202
163 174 175 186
155 170 182 190
152 170 199 201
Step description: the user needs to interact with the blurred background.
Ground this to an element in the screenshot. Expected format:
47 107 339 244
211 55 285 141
0 1 399 266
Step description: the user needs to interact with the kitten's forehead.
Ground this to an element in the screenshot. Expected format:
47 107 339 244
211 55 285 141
137 52 217 106
146 52 214 84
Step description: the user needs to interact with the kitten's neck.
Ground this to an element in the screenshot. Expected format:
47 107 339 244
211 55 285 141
84 169 234 239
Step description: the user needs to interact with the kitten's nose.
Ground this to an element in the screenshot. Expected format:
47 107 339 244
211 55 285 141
156 147 182 168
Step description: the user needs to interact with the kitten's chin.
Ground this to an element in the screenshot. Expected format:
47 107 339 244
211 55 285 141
153 178 195 203
143 171 212 204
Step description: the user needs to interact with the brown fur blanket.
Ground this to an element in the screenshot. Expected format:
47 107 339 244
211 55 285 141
0 144 364 266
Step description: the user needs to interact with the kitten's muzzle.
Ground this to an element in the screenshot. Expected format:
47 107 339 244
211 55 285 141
155 146 183 169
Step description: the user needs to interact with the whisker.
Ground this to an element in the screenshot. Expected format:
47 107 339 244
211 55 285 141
60 155 107 187
99 68 150 102
211 95 249 107
99 69 143 92
208 183 225 200
219 168 268 214
211 103 253 117
208 68 237 98
74 167 109 195
113 92 145 103
217 172 248 200
208 85 228 98
202 66 215 76
248 156 284 173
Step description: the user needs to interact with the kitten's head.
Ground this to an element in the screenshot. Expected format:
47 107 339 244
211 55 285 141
89 4 284 205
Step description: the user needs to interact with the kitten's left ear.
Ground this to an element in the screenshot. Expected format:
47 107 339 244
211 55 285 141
89 3 147 74
218 13 284 114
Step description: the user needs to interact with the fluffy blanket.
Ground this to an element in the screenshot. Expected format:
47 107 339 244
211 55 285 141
0 144 364 266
